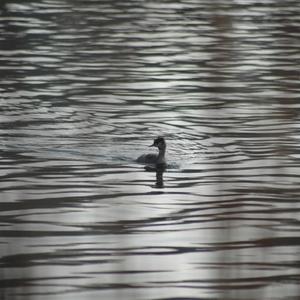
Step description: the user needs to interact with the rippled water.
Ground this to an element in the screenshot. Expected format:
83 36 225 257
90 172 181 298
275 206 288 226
1 0 300 299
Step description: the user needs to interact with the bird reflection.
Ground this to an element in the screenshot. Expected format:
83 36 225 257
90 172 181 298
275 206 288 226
155 164 165 188
145 163 165 188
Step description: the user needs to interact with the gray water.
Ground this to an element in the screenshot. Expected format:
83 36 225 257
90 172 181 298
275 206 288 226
1 0 300 299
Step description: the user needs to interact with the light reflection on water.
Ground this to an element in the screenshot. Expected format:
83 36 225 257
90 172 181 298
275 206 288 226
1 0 300 299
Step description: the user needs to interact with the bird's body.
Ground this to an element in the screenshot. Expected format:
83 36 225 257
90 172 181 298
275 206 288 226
136 153 160 164
136 137 166 167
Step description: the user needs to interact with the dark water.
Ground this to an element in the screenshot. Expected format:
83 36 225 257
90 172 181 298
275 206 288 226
1 0 300 299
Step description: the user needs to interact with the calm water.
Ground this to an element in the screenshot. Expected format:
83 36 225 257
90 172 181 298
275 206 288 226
1 0 300 299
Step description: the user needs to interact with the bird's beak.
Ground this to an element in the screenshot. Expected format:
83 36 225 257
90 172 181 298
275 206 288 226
149 143 155 147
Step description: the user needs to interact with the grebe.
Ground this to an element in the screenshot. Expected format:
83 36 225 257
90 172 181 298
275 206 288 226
137 137 166 165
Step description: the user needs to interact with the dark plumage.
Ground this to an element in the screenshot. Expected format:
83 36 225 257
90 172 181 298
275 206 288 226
136 137 166 165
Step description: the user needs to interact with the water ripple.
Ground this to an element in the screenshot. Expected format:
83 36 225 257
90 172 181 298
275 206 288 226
1 0 300 299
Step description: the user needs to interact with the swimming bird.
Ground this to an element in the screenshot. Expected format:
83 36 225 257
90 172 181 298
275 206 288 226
136 137 166 166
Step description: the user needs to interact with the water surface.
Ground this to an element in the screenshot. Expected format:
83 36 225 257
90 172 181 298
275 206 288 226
1 0 300 299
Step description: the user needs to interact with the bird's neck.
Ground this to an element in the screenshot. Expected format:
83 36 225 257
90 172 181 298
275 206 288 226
157 147 166 164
